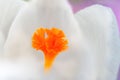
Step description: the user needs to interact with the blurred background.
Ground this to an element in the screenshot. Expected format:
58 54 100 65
69 0 120 31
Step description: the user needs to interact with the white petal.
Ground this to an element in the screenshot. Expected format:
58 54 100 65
4 0 95 80
75 4 120 80
0 59 42 80
0 31 5 54
0 0 24 43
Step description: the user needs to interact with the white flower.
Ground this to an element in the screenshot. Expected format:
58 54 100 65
0 0 120 80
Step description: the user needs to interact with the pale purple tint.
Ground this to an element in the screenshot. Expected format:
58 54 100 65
71 0 120 32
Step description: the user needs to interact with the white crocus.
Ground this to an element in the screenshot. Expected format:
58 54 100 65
1 0 120 80
0 0 24 54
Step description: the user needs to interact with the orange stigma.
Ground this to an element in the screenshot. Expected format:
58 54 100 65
32 27 68 71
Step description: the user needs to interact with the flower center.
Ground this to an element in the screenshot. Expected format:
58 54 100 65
32 27 68 71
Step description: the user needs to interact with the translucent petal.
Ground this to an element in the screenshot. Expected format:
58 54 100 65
0 0 24 43
75 4 120 80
